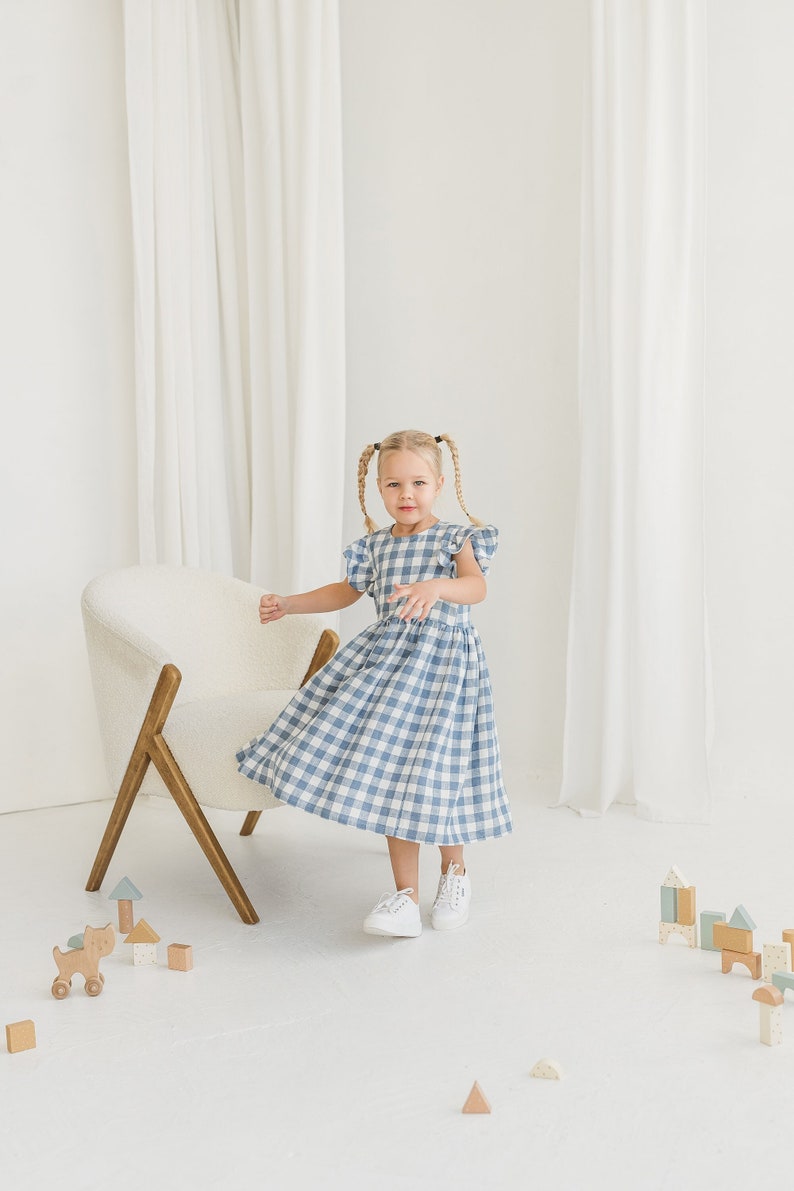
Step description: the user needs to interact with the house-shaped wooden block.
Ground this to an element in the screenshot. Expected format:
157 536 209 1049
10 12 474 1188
124 918 160 966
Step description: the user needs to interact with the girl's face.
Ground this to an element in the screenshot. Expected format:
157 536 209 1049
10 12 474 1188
377 449 444 536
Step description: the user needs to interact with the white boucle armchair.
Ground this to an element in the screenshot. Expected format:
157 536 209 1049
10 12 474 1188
81 565 338 923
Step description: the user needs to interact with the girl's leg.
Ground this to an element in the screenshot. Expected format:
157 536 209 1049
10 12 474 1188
386 836 420 903
438 844 465 875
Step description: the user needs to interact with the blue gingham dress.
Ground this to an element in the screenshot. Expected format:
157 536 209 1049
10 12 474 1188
236 522 512 845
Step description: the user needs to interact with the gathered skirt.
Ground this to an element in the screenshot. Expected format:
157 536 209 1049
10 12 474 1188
237 613 512 846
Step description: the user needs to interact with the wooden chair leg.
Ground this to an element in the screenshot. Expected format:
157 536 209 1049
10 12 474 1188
87 662 259 925
240 811 263 837
149 734 259 925
86 664 182 893
239 627 340 838
301 627 340 684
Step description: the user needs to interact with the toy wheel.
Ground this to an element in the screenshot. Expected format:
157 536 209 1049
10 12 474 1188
52 979 71 999
85 978 102 997
99 973 105 985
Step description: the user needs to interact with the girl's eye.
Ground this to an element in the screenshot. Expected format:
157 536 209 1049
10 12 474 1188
414 481 425 487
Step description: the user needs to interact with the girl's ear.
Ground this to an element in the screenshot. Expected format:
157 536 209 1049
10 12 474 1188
437 474 445 494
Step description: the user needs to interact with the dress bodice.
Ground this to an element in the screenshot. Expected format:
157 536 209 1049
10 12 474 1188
344 521 498 627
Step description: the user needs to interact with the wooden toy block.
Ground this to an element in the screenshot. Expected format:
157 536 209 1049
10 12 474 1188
659 921 697 948
721 948 761 978
700 911 726 951
712 922 752 954
125 918 160 966
5 1020 36 1054
771 971 794 997
662 865 689 889
660 885 678 924
52 923 115 998
762 943 792 984
109 877 143 933
530 1058 564 1080
759 1004 783 1046
462 1081 491 1114
677 887 696 926
167 943 193 972
753 983 784 1007
728 905 756 931
782 928 794 966
752 990 784 1047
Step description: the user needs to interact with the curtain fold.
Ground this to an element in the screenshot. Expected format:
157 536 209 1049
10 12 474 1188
123 0 345 592
559 0 712 823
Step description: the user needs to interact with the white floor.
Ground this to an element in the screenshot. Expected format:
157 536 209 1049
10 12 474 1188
2 777 793 1191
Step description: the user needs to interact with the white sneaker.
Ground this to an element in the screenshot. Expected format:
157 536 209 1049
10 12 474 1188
431 864 471 931
363 888 422 937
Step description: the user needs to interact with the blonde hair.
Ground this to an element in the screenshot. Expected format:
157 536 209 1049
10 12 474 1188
356 429 484 534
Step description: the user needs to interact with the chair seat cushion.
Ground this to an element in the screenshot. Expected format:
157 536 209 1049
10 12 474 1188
140 688 298 811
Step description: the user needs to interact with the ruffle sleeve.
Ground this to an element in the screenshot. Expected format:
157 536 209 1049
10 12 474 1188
437 524 499 576
343 536 376 595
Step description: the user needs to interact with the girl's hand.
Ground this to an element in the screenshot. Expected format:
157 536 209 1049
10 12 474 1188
388 580 443 622
260 593 287 624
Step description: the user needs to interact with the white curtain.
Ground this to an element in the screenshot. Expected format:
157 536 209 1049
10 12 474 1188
559 0 712 823
123 0 346 593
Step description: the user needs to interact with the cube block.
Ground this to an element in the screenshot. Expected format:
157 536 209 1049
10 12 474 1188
168 943 193 972
6 1020 36 1054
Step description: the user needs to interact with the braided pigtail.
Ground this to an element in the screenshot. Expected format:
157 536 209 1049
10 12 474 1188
438 433 485 527
357 443 379 534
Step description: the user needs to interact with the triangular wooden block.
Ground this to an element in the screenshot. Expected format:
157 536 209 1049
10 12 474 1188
662 865 689 889
462 1081 491 1114
530 1058 564 1080
729 904 756 931
109 876 143 902
124 918 160 945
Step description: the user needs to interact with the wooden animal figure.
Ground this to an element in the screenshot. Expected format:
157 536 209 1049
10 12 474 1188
51 923 116 998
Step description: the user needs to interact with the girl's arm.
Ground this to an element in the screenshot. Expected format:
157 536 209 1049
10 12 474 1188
260 580 363 624
387 539 487 622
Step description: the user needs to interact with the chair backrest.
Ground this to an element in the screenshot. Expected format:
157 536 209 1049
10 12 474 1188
82 565 327 700
82 565 330 793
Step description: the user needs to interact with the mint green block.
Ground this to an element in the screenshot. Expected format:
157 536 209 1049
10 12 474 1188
772 971 794 996
660 886 678 923
700 911 726 951
728 904 756 931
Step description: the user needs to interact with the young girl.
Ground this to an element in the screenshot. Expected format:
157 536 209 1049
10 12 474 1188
237 429 511 937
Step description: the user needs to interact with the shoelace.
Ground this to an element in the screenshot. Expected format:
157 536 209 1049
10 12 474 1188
434 864 461 907
372 888 414 915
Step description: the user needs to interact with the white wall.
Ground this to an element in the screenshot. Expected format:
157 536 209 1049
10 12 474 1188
705 0 794 795
337 0 586 785
0 2 137 812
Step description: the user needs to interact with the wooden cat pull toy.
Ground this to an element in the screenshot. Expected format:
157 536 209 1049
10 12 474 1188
51 923 116 998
